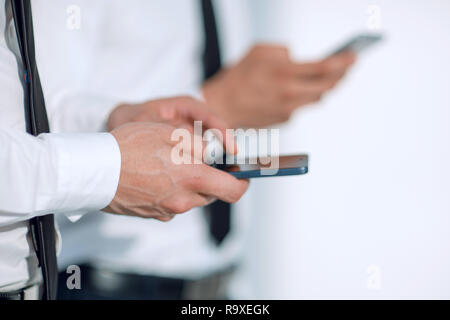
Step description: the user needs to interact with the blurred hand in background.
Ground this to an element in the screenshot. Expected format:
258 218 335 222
202 44 356 128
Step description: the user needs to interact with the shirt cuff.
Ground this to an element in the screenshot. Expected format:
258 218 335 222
40 132 121 221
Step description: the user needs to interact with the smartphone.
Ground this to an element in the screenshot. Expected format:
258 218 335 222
328 33 384 57
214 154 309 179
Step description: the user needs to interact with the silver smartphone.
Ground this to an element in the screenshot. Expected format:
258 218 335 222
328 33 384 57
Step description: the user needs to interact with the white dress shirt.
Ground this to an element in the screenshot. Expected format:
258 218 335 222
0 0 121 291
32 0 253 279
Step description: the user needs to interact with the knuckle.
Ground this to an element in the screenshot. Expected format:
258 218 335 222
228 194 240 203
190 177 203 190
157 215 174 222
167 199 191 214
228 184 247 203
280 110 292 122
228 192 242 204
180 178 199 191
323 82 335 92
183 168 204 183
330 80 339 89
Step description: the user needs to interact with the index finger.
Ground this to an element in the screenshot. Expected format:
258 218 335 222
290 52 356 78
189 164 249 203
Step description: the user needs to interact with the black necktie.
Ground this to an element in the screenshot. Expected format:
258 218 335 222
201 0 231 245
11 0 58 300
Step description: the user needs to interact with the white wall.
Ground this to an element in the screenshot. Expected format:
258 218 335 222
231 0 450 299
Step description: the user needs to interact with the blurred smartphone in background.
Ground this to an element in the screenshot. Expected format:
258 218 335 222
328 33 384 57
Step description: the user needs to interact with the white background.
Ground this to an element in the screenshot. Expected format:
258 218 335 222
230 0 450 299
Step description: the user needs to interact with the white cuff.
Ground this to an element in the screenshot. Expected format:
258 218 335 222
40 132 121 221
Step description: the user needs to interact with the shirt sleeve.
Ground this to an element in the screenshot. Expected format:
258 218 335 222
0 129 121 227
46 90 121 133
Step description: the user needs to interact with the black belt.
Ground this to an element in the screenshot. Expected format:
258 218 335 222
58 265 185 300
0 289 25 301
0 284 41 300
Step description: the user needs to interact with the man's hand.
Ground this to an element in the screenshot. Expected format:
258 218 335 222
107 96 236 154
105 122 249 221
202 44 356 128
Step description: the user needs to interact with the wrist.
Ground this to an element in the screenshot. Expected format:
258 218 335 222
202 77 237 128
107 103 141 131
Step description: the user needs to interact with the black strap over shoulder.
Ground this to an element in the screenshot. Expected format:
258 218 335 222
11 0 58 300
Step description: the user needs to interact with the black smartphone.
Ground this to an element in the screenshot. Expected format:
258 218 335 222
328 33 384 57
214 154 309 179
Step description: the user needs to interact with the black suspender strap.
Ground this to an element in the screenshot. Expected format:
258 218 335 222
11 0 58 300
200 0 232 245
